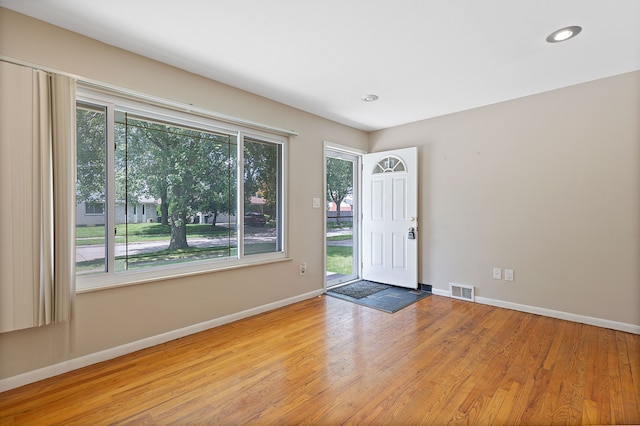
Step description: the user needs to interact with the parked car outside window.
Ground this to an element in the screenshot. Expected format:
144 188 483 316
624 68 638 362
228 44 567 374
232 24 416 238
244 212 266 226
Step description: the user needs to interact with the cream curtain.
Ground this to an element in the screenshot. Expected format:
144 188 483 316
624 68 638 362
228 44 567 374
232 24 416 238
0 61 76 333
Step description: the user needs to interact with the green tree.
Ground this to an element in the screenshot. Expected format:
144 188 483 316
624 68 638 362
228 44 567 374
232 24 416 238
198 140 237 227
326 157 353 225
119 116 235 249
244 139 279 218
78 108 276 252
76 107 106 204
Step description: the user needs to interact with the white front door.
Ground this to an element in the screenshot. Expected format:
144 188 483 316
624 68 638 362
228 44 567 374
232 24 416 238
362 147 418 289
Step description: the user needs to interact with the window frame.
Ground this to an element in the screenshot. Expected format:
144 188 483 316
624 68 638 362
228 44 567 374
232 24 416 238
84 202 105 215
75 86 288 292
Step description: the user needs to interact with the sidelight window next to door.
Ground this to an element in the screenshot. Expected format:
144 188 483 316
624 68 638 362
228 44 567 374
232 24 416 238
325 149 360 287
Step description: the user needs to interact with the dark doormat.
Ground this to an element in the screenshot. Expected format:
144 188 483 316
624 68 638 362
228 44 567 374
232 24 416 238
329 280 391 299
327 280 431 313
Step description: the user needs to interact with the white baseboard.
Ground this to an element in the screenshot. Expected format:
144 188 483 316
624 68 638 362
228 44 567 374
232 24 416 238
432 288 450 297
432 289 639 334
474 296 640 334
0 289 324 393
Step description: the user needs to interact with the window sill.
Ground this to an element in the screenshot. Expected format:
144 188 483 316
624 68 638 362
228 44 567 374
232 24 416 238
76 255 292 294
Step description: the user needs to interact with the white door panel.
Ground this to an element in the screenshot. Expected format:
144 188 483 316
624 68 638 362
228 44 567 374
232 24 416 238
362 147 418 289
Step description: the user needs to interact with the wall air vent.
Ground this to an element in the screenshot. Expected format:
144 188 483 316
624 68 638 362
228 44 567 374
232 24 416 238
449 283 475 302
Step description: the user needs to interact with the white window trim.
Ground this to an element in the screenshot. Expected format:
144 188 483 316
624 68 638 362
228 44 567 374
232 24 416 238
76 85 288 292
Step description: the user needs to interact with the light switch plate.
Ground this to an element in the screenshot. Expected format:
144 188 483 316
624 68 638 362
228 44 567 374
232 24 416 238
312 197 321 208
504 269 514 281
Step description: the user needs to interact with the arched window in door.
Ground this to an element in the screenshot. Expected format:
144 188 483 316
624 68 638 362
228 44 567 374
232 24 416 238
372 155 406 174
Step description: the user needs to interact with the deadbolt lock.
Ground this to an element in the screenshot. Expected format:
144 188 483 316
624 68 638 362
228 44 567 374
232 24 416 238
408 227 416 240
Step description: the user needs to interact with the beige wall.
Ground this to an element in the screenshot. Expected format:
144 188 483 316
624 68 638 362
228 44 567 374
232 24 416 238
0 8 368 379
1 7 638 383
370 71 640 326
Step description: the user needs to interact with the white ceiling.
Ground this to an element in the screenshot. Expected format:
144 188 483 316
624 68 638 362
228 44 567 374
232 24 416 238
2 0 639 131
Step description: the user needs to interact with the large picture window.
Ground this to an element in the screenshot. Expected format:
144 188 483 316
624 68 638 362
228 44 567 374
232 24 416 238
75 88 286 289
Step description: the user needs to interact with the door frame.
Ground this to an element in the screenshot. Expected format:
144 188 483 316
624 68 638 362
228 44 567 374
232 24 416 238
323 142 365 291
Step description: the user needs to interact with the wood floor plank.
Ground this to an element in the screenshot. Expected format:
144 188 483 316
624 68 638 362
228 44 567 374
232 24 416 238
626 332 640 418
1 294 638 425
492 380 523 424
616 331 640 423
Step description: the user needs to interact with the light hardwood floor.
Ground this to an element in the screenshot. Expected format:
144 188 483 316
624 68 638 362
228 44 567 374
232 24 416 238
1 294 639 425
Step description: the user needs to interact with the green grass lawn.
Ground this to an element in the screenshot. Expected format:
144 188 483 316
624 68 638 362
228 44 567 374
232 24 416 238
76 222 279 273
77 222 353 275
326 234 352 242
76 223 234 245
76 245 236 273
327 221 353 229
326 245 353 275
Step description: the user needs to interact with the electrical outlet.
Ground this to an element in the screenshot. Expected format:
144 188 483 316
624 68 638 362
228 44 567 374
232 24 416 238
299 262 307 275
493 268 502 280
504 269 514 281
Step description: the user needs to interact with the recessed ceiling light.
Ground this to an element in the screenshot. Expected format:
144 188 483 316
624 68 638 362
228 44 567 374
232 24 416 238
361 94 379 102
546 26 582 43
